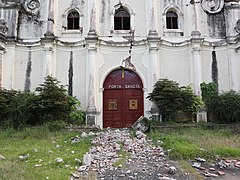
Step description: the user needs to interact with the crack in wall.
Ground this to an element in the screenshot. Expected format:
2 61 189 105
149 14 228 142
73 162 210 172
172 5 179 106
68 51 73 96
212 49 219 88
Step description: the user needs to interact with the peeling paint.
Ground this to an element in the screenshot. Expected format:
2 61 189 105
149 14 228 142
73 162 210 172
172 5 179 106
0 55 2 87
212 49 218 87
101 0 105 23
68 51 73 96
207 12 226 38
24 50 32 92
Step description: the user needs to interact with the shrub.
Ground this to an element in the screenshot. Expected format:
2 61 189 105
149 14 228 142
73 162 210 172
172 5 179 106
0 76 85 129
45 120 67 132
0 89 18 126
147 78 203 121
208 90 240 123
9 92 36 130
200 82 218 105
33 76 72 124
68 96 85 125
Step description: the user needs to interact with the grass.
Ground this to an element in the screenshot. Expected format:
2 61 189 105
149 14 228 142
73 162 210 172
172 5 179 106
0 127 92 180
112 144 128 168
148 125 240 180
148 125 240 160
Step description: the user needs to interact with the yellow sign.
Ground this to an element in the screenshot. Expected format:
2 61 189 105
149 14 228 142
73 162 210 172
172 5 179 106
129 99 138 109
108 100 117 110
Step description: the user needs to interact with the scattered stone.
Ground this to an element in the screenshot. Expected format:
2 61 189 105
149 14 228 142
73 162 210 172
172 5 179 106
132 116 150 133
218 160 229 169
71 172 80 178
209 167 215 171
195 157 206 163
235 161 240 168
81 132 87 138
168 166 177 174
71 135 80 144
192 162 201 169
19 154 29 159
55 144 61 148
55 158 63 163
78 165 88 172
0 155 6 160
34 164 42 167
205 172 219 177
83 153 92 166
88 132 95 136
218 171 225 175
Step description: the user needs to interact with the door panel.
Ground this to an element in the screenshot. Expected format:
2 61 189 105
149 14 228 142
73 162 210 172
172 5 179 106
103 69 143 128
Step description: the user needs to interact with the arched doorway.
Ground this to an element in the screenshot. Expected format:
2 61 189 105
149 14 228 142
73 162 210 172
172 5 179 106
103 69 144 128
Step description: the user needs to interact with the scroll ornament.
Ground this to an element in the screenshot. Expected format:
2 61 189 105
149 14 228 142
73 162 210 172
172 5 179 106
22 0 41 15
201 0 224 14
0 19 8 35
235 19 240 34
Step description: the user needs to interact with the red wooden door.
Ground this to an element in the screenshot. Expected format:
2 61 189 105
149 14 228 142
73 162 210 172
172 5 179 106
103 69 143 128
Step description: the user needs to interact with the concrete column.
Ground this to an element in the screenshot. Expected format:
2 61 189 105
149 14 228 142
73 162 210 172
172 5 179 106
42 44 53 78
147 35 160 118
229 48 240 91
192 46 202 96
85 34 98 125
191 32 207 122
148 0 158 36
0 45 5 88
191 31 204 96
45 0 54 37
2 43 15 89
88 0 97 35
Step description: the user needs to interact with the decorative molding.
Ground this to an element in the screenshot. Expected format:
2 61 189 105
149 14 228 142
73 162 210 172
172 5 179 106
22 0 41 15
0 0 20 6
71 0 80 7
235 19 240 34
201 0 224 14
0 19 8 35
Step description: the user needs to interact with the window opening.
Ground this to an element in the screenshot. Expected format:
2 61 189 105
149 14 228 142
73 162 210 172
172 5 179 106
67 11 80 30
114 7 130 30
166 11 178 29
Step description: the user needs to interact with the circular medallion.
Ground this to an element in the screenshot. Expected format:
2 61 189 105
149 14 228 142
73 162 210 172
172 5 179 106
23 0 41 15
201 0 224 14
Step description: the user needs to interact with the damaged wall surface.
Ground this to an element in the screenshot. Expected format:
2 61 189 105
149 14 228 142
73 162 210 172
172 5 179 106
0 0 240 128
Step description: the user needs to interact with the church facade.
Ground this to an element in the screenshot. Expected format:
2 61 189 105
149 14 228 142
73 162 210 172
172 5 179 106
0 0 239 128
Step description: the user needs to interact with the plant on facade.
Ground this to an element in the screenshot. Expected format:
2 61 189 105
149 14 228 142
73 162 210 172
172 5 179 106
68 96 85 125
200 82 218 106
207 90 240 123
147 78 203 121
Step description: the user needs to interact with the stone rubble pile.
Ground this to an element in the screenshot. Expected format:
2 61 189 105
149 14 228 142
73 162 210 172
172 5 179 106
71 129 189 180
191 157 240 178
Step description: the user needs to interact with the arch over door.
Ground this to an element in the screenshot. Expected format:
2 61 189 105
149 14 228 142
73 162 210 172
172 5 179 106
103 69 144 128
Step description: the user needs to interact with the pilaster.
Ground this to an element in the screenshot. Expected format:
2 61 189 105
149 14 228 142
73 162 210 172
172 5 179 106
85 32 98 125
147 34 161 117
191 31 204 96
